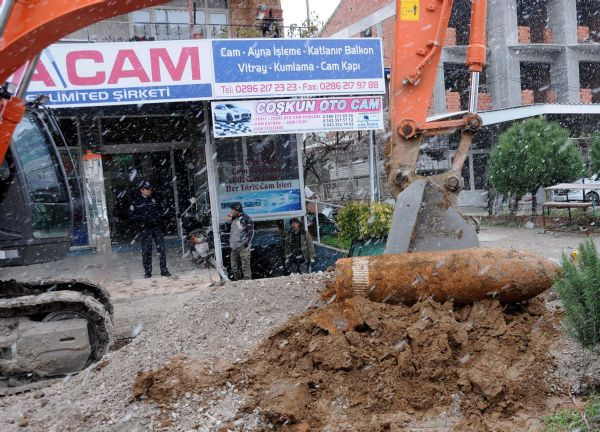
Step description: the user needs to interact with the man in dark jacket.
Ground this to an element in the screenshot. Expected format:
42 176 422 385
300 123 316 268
284 218 315 274
129 180 171 278
225 202 254 280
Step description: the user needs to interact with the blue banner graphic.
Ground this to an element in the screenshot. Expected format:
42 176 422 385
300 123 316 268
212 38 385 98
25 84 213 107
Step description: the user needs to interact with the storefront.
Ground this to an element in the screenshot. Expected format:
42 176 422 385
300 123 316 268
54 102 207 250
16 37 385 272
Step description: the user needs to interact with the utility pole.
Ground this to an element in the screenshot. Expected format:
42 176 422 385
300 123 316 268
368 130 376 202
187 0 194 37
305 0 310 26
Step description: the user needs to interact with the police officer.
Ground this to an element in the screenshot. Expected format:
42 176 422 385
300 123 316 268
225 202 254 280
129 180 171 278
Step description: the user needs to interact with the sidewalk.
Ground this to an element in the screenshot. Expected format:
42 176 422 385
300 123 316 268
0 249 220 300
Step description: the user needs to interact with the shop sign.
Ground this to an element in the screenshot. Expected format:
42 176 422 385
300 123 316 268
218 179 303 220
9 38 384 107
211 96 384 138
11 40 214 107
212 38 385 99
216 136 304 220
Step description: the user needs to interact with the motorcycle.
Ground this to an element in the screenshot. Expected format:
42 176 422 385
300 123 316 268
180 208 214 268
188 227 212 267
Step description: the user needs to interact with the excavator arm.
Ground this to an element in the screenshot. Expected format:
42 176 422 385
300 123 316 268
384 0 488 254
0 0 171 169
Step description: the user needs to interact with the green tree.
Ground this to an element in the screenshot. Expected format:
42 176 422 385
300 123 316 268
287 12 323 38
589 132 600 175
489 118 583 214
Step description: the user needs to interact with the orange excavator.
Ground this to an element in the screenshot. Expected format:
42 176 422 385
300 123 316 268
0 0 171 393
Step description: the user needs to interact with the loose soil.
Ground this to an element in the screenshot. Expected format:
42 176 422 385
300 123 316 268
133 295 564 431
2 266 600 431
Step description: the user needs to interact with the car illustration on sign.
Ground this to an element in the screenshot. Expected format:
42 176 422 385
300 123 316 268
213 103 252 123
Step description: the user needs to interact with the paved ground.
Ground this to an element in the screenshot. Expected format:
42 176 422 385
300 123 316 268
0 249 220 339
478 225 600 261
1 225 597 340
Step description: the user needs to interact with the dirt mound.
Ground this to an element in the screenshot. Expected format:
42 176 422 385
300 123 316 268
134 295 560 431
0 274 326 431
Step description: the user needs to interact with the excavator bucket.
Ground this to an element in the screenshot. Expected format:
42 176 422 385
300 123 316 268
384 179 479 254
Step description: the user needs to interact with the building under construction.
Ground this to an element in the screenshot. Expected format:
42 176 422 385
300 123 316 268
316 0 600 208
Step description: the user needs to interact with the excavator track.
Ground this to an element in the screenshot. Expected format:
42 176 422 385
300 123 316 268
0 279 114 317
0 281 114 395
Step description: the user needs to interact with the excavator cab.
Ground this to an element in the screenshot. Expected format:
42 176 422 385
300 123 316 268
0 100 75 266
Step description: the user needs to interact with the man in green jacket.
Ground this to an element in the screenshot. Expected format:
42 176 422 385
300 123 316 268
284 218 316 274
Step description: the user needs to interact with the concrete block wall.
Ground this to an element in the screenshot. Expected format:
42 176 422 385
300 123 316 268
325 0 595 113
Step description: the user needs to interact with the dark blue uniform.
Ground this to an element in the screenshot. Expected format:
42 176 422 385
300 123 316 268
129 191 168 276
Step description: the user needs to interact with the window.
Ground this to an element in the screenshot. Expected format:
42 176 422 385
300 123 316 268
195 10 206 25
193 1 229 38
520 62 553 103
168 10 189 24
100 116 190 145
461 156 471 190
12 114 68 204
131 10 152 39
473 154 489 190
208 0 228 8
12 113 70 238
131 3 228 40
516 0 550 44
154 9 190 40
131 10 150 22
210 13 227 26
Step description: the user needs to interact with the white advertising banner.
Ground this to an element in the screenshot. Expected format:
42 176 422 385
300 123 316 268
211 96 384 138
10 40 214 107
8 38 385 107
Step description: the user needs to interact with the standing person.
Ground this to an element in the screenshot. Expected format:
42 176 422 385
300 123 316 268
284 218 315 274
129 180 171 278
225 202 254 280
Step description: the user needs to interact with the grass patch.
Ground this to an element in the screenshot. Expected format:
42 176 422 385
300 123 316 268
319 235 351 251
543 395 600 431
481 219 532 229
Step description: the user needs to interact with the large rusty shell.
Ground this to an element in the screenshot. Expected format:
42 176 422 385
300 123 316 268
334 248 559 305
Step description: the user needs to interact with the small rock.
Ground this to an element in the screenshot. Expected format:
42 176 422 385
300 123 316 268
17 416 29 428
477 401 489 411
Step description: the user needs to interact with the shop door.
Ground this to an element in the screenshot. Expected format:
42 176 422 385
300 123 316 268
102 150 188 245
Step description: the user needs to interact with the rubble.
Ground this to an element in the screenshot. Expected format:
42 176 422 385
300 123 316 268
133 295 564 431
2 268 600 431
0 273 326 431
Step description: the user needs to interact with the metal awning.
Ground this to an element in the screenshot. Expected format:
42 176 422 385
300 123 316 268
546 183 600 190
426 104 600 126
